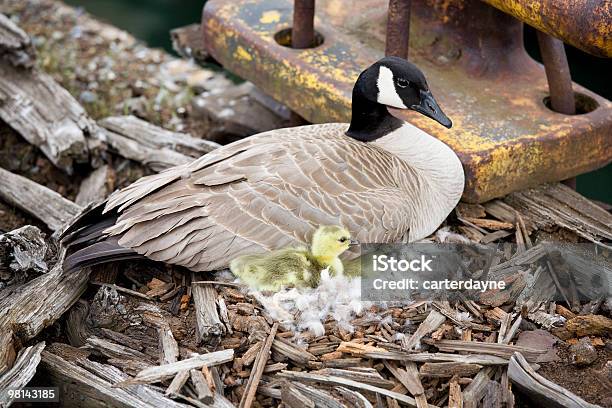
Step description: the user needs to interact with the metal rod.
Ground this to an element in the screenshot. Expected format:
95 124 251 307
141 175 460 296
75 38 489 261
536 31 577 189
292 0 315 49
536 31 575 115
385 0 411 59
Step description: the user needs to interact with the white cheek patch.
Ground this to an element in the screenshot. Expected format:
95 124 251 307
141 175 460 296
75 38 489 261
376 66 407 109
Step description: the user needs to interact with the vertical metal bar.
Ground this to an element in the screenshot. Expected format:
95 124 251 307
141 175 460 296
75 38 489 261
536 31 575 114
385 0 411 59
536 31 577 189
292 0 315 49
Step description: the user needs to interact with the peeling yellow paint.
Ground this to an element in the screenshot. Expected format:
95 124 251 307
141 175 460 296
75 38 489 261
202 0 612 202
260 10 281 24
234 45 253 62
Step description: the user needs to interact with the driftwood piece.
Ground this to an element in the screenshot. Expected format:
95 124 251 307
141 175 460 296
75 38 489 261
192 279 226 342
504 183 612 247
482 380 503 408
0 63 98 173
419 362 482 378
165 370 190 397
0 342 45 406
99 115 219 159
40 350 189 408
281 382 315 408
278 371 437 408
190 369 214 404
337 386 374 408
75 165 111 207
402 310 446 350
448 376 463 408
430 340 545 362
463 367 494 408
0 225 47 286
158 325 180 365
508 352 599 408
240 323 278 408
312 368 395 389
121 349 234 385
84 336 151 363
366 351 508 365
0 168 82 231
291 382 345 408
0 13 35 68
0 250 89 372
272 337 317 365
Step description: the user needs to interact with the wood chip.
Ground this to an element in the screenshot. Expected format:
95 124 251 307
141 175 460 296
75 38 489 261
120 349 234 385
239 323 278 408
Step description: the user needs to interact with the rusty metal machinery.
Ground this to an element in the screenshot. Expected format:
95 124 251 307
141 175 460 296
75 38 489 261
201 0 612 203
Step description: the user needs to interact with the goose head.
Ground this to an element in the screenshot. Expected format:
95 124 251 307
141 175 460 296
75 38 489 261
310 225 358 260
347 56 452 141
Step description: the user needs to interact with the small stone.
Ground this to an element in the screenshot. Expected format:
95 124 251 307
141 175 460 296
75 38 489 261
570 337 597 366
516 329 559 362
79 91 97 104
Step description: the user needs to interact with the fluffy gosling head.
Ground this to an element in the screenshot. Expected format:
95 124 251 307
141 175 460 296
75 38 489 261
311 225 358 260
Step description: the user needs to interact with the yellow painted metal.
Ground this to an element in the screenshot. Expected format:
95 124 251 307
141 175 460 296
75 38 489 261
481 0 612 57
202 0 612 202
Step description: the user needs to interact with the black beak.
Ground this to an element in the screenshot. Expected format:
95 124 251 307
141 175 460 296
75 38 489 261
349 238 359 247
410 89 452 129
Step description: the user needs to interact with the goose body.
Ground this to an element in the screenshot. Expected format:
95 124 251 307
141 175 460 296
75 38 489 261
63 57 465 272
230 225 355 291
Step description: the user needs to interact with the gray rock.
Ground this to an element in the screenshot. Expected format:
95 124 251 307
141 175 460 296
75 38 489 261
570 337 597 366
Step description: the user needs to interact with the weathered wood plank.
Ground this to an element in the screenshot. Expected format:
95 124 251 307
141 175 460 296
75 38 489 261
0 168 82 231
158 325 179 365
0 13 35 68
192 279 225 342
419 362 482 378
190 369 214 404
40 350 189 408
430 340 546 362
75 165 111 207
504 183 612 247
402 310 446 350
0 64 98 173
0 342 45 407
239 323 278 408
0 250 89 371
99 115 219 159
278 370 438 408
508 352 599 408
121 349 234 385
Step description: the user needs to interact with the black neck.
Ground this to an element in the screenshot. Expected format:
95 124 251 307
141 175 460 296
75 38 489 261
346 87 404 142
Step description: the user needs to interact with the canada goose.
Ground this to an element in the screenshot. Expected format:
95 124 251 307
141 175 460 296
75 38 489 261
62 56 464 272
230 225 357 291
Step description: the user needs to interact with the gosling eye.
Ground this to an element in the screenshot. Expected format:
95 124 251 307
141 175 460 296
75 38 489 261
338 237 348 243
396 78 409 88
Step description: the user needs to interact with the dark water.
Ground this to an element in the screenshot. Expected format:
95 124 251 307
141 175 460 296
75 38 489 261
65 0 611 204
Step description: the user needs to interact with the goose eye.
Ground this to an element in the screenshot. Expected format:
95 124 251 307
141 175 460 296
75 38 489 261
396 78 409 88
339 237 348 243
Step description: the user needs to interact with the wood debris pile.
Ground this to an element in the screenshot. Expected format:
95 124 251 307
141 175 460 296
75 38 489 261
0 4 611 408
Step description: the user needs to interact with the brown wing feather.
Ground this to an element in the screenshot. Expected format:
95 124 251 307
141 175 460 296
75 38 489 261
102 123 412 271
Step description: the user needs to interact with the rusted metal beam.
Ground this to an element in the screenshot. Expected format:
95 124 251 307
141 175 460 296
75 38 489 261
385 0 411 59
202 0 612 202
292 0 315 49
482 0 612 57
536 31 577 189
